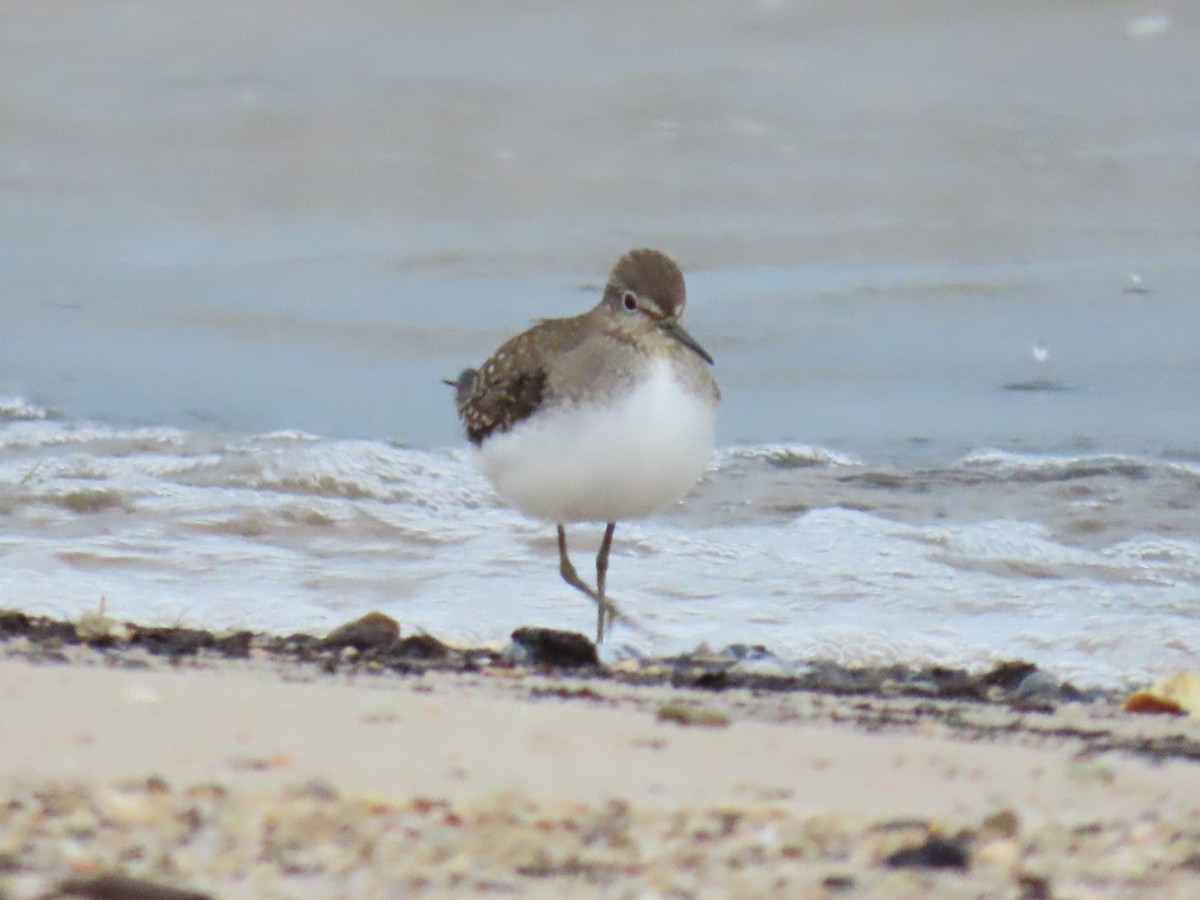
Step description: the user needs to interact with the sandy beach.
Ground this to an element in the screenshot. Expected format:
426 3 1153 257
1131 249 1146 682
1 616 1198 899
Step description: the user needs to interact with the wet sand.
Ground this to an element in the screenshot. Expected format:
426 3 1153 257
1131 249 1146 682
1 617 1199 898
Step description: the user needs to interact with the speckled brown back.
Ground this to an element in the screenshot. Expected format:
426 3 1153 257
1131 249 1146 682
454 316 589 446
451 249 708 446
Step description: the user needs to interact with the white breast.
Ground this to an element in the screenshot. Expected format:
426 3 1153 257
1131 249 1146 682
474 359 716 523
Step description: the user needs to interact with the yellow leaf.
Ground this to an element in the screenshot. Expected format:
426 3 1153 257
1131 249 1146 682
1123 671 1200 718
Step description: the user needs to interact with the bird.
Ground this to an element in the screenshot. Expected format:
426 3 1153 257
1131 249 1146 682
446 248 719 643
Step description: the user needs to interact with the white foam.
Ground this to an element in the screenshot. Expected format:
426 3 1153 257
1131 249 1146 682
0 396 51 421
713 443 863 469
2 416 1198 686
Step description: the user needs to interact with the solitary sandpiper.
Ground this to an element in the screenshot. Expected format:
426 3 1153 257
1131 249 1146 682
447 249 720 642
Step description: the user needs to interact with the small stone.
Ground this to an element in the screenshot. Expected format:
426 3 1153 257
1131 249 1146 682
822 874 855 891
129 626 213 657
1017 872 1053 899
507 627 598 668
655 703 730 728
323 612 400 651
980 809 1021 839
884 834 970 870
213 630 254 658
981 660 1039 690
58 873 212 900
1014 671 1064 702
391 633 450 661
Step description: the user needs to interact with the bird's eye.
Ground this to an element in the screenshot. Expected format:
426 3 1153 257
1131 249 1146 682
622 291 638 311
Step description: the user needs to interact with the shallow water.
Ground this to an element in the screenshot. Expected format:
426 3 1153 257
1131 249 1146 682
2 1 1198 685
1 405 1197 687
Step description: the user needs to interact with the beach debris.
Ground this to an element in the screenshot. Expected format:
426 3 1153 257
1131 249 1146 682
392 633 451 661
1123 671 1200 718
656 702 731 728
130 625 253 659
1002 378 1070 393
1016 873 1053 899
323 611 401 651
58 872 212 900
1009 670 1077 710
55 487 125 514
1 779 1186 897
229 752 295 773
506 627 598 668
884 833 970 870
979 809 1021 840
822 874 855 892
1125 271 1151 293
76 598 131 644
981 660 1040 691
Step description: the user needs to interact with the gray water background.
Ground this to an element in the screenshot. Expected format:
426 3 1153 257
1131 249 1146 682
3 0 1197 461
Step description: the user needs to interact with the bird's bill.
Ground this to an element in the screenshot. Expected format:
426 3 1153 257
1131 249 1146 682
659 318 714 365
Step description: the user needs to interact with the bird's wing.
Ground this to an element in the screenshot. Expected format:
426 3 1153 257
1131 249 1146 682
454 330 552 446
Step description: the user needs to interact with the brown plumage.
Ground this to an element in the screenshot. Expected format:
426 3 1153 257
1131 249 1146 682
446 248 718 643
451 248 714 447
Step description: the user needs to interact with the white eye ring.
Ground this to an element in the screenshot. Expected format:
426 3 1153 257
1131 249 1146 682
622 291 638 311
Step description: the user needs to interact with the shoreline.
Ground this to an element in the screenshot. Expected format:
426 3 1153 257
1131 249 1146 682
2 610 1199 897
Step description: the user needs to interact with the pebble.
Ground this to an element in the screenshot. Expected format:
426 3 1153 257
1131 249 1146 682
504 627 598 668
7 779 1193 897
321 611 400 651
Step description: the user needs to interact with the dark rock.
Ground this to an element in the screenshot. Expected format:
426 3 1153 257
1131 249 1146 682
389 633 449 661
1017 873 1053 899
80 631 121 650
684 669 730 691
885 834 970 870
268 632 324 658
129 626 215 657
980 809 1021 839
0 610 32 638
0 610 75 645
982 660 1039 690
1058 680 1085 702
802 663 883 695
508 627 598 668
213 630 253 659
923 666 987 701
58 873 212 900
323 611 400 651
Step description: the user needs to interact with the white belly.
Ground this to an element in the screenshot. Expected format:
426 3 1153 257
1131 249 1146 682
474 359 716 523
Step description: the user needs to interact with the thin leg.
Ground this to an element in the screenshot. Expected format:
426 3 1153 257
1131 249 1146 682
557 524 598 602
595 522 616 642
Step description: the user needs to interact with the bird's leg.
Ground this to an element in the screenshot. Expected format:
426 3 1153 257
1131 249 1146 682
557 524 599 603
595 522 617 643
557 523 628 643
